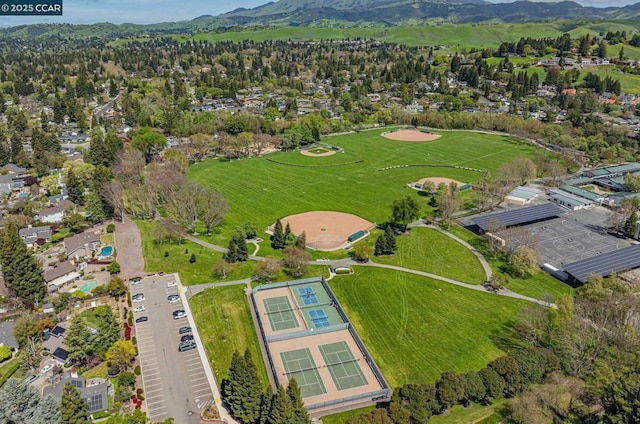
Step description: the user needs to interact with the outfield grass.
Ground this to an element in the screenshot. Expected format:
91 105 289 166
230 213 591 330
429 401 506 424
330 267 527 387
189 285 270 386
189 129 538 249
375 227 486 285
322 406 376 424
446 225 574 301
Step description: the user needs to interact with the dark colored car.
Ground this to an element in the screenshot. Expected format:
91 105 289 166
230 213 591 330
179 326 192 334
135 316 148 323
172 310 186 320
181 334 194 343
178 341 196 352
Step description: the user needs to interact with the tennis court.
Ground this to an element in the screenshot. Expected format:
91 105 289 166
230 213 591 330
298 287 319 305
319 341 368 391
308 309 331 328
280 348 327 398
291 282 332 308
263 296 299 332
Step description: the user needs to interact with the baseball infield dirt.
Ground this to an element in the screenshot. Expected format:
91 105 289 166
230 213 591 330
417 177 465 186
382 129 441 142
278 211 375 251
300 149 336 157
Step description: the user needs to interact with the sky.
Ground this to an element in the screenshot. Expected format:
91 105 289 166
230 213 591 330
0 0 638 27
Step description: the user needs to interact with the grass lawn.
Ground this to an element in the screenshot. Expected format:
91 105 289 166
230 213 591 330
375 227 486 284
330 267 527 387
322 406 376 424
446 225 573 301
189 285 270 387
82 361 108 380
429 400 506 424
78 304 111 328
0 356 22 387
189 129 538 250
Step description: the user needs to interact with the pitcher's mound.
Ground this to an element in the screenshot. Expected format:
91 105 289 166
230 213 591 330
382 129 441 142
275 211 375 251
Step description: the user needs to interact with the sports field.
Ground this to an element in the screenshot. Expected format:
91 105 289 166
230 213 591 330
189 129 538 247
330 267 528 387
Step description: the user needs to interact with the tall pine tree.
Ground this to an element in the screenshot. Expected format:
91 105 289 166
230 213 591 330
271 219 286 250
66 168 84 205
243 349 264 423
0 222 46 302
59 382 90 424
223 349 264 423
268 385 294 424
223 351 248 419
287 378 310 424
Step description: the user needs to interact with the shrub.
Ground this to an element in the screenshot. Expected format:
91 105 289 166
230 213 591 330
134 365 141 375
132 336 137 345
107 261 121 275
189 253 196 263
0 345 12 362
106 224 115 233
136 388 143 396
92 411 110 419
117 371 136 387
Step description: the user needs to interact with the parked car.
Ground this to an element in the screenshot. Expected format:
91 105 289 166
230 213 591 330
131 279 142 285
172 310 186 320
167 295 180 303
135 316 148 323
178 326 192 334
133 306 146 313
167 281 177 288
132 294 145 302
24 374 39 384
178 341 196 352
40 363 55 374
181 334 194 343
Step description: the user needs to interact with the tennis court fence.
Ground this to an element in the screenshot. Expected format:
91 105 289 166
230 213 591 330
305 389 391 411
266 323 349 343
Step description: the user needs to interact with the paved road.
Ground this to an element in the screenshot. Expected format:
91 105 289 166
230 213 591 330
115 215 145 280
131 274 214 423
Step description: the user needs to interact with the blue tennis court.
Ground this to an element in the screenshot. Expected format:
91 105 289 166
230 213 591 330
297 287 318 305
308 309 331 328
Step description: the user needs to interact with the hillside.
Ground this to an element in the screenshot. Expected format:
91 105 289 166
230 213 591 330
0 0 639 40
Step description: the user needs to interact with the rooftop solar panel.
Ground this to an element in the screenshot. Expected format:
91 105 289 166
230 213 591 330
471 203 565 231
564 244 640 284
50 325 66 337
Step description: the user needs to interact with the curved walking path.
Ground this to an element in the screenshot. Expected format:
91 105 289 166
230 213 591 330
184 234 265 261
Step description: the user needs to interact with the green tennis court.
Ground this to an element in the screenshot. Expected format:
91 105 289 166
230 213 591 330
280 348 327 398
319 341 368 390
263 296 299 332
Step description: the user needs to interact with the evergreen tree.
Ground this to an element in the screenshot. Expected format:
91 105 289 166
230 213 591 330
296 231 307 250
259 386 274 424
223 351 248 419
268 385 294 424
0 222 47 302
271 219 286 250
286 379 310 424
0 142 9 166
31 395 61 424
85 193 107 224
243 349 264 423
225 227 248 263
0 378 41 423
60 382 90 424
66 168 85 205
93 306 120 358
65 317 93 365
87 131 111 167
384 226 397 253
374 233 388 256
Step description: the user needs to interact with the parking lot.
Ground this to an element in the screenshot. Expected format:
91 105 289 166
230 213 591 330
131 274 214 423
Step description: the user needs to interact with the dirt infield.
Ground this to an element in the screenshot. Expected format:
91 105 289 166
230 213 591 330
382 129 441 142
279 211 375 251
300 149 337 157
417 177 465 186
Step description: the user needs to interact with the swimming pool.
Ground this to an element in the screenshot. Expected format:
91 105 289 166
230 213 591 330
100 246 113 257
80 280 98 294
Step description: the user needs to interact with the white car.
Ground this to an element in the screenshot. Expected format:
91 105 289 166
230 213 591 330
131 279 142 285
167 281 177 288
132 295 145 303
168 295 180 303
173 310 186 320
133 306 146 313
40 363 55 374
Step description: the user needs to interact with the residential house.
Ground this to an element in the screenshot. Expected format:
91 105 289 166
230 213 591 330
0 174 23 196
0 321 19 351
19 225 53 248
37 200 75 224
64 231 100 261
2 164 27 175
43 322 70 363
43 261 79 292
43 373 108 414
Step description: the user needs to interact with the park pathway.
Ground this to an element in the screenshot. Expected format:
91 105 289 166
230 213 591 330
186 278 252 297
184 234 265 261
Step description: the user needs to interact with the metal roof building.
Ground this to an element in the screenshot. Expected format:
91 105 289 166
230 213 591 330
564 244 640 286
471 202 565 232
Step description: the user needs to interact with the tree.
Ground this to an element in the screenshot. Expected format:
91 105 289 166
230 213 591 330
93 306 120 358
66 168 85 205
510 246 538 277
244 222 258 240
479 367 505 399
463 371 486 403
374 226 397 256
436 371 466 410
85 193 107 224
601 370 640 423
282 247 310 278
31 395 61 424
198 188 229 235
436 183 462 225
223 350 263 423
107 261 121 275
352 243 373 262
268 385 294 424
489 356 523 396
106 278 127 297
623 210 638 238
391 196 420 229
104 180 126 222
287 379 310 424
0 221 47 302
242 350 264 423
226 227 249 263
271 219 286 250
130 127 167 163
0 378 41 423
60 382 90 424
106 340 137 372
13 313 39 348
65 317 93 365
254 257 281 282
623 173 640 192
487 272 510 291
212 259 232 279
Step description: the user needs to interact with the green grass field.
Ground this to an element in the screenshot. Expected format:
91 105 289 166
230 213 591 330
375 227 487 285
330 267 527 387
322 406 376 424
189 285 270 386
189 129 538 248
184 21 640 49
